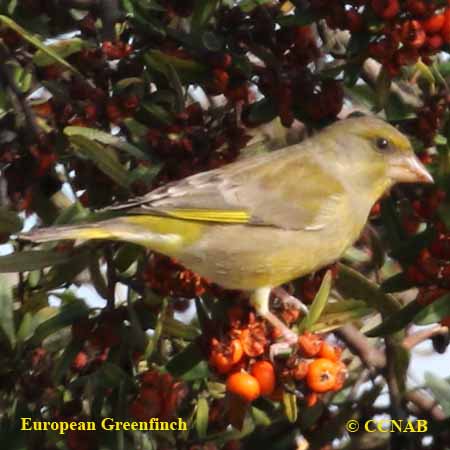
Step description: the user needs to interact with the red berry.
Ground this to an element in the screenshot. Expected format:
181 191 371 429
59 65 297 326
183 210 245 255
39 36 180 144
371 0 400 20
423 14 445 34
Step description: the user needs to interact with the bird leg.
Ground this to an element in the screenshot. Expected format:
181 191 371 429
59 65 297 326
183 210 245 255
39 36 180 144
250 287 298 346
272 287 309 315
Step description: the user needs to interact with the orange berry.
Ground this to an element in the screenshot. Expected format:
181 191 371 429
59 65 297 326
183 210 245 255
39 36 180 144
292 360 309 381
239 327 266 357
226 371 260 402
318 342 341 362
306 358 337 393
442 9 450 43
423 13 445 33
306 392 318 407
72 351 88 371
298 332 323 357
251 361 275 396
230 339 244 364
332 361 348 392
209 339 244 374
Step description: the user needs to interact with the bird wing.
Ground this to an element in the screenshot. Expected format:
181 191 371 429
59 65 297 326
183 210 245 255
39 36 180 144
110 142 348 231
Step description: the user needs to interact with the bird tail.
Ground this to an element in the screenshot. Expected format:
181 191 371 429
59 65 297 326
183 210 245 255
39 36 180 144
19 222 113 243
18 215 201 256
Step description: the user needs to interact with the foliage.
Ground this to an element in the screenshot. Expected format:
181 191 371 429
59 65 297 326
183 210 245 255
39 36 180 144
0 1 450 450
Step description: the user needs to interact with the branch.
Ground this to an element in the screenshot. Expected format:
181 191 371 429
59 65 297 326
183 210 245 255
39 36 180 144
403 326 449 350
99 0 120 41
335 324 386 371
406 390 448 421
336 324 446 422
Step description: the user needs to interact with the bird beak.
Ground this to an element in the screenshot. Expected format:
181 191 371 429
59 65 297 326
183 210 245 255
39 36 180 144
388 154 434 184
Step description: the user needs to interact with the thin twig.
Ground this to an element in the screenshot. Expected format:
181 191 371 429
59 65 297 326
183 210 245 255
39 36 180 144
336 324 446 422
99 0 120 41
336 324 386 371
403 326 449 350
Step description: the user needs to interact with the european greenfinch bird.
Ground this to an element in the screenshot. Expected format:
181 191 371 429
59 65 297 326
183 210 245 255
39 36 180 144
20 116 432 342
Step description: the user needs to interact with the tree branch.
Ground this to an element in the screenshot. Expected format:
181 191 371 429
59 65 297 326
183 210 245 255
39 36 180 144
336 324 446 422
403 326 449 350
99 0 120 41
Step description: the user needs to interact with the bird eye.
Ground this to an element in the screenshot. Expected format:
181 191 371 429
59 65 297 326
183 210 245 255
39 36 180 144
376 137 390 151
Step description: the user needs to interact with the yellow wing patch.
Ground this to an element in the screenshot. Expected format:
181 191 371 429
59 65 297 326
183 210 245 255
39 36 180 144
163 208 251 224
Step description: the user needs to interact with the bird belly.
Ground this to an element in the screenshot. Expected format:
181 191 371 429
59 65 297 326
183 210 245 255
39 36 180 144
177 223 359 290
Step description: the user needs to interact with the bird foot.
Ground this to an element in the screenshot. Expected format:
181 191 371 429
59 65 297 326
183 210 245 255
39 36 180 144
272 287 309 315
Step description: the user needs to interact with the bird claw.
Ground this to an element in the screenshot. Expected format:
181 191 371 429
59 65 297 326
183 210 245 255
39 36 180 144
272 287 309 315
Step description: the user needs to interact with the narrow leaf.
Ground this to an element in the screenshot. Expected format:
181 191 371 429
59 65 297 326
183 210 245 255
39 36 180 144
29 301 89 345
0 276 15 347
53 340 83 383
165 341 209 381
424 373 450 416
32 38 86 66
0 207 23 233
0 250 72 273
414 293 450 326
64 126 149 160
192 0 220 30
365 300 423 337
69 135 131 188
195 397 209 438
282 388 298 423
299 270 332 332
0 15 80 74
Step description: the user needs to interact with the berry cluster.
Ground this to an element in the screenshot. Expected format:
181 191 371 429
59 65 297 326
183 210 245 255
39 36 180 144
143 252 210 298
208 305 347 407
129 370 188 421
312 0 450 76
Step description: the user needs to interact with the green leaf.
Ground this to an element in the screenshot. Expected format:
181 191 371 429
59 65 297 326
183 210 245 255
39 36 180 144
192 0 220 30
282 388 297 423
0 207 23 233
140 101 173 126
365 300 423 337
336 264 401 315
424 372 450 417
375 66 391 110
381 272 415 293
195 396 209 438
145 298 167 359
0 250 72 273
32 38 86 67
145 50 208 84
0 276 15 348
97 362 134 389
298 270 332 332
165 341 209 381
310 299 373 332
52 340 83 383
0 15 81 75
344 84 377 109
64 126 149 161
244 98 277 126
29 300 89 345
69 135 131 189
414 293 450 326
250 406 271 426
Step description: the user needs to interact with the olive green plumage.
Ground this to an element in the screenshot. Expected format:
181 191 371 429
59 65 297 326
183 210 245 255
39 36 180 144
21 116 432 292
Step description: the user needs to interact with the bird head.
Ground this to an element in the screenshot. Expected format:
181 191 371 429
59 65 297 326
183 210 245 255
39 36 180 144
327 116 433 193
